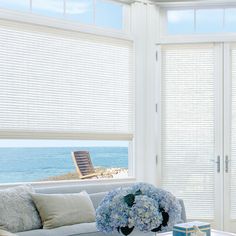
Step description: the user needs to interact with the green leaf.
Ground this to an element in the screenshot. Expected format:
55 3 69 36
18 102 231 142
124 194 135 207
135 190 142 196
151 226 162 232
120 226 134 235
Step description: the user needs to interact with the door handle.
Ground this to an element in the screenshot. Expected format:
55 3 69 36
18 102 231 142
225 155 230 173
210 155 220 173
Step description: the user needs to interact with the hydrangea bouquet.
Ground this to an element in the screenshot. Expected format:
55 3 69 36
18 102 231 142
96 183 182 236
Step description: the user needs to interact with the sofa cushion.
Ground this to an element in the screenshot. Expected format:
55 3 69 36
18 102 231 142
0 229 17 236
31 191 96 229
17 222 121 236
0 185 42 233
89 192 107 209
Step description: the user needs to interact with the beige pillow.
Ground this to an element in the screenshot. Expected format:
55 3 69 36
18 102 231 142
0 229 17 236
31 191 95 229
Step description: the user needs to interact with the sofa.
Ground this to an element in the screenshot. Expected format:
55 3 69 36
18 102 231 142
4 182 186 236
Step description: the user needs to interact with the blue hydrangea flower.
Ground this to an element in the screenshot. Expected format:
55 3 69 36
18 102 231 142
96 182 182 234
129 195 163 232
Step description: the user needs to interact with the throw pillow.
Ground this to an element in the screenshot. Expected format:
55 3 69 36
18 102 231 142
0 185 42 233
0 229 17 236
31 191 96 229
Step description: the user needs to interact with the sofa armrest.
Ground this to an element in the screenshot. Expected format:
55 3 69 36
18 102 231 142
178 199 187 223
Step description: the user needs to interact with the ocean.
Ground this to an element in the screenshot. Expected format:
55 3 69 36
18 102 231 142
0 147 128 183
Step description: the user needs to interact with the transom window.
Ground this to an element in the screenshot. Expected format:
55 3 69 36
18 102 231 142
0 0 124 30
165 7 236 35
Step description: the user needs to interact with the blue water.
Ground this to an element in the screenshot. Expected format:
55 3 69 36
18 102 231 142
0 147 128 183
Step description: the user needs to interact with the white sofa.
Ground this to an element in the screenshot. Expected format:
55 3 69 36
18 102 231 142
15 182 186 236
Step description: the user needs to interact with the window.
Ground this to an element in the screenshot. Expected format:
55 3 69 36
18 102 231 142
0 19 134 183
65 0 94 24
0 0 126 31
0 0 29 12
165 7 236 35
167 9 194 35
196 9 223 33
0 140 129 183
95 0 123 30
225 8 236 32
32 0 64 18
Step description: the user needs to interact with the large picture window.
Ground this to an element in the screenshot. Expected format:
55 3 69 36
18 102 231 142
0 18 134 183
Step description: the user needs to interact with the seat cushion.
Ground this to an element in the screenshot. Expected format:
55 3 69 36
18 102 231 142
17 222 120 236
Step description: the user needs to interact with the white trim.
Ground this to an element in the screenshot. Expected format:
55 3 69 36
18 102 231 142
156 44 162 187
123 3 131 33
128 141 135 177
0 8 133 41
159 34 236 45
0 132 133 141
155 1 236 8
214 43 224 230
0 178 136 190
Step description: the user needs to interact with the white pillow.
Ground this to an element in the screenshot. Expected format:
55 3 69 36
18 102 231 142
0 185 42 233
31 191 96 229
0 229 17 236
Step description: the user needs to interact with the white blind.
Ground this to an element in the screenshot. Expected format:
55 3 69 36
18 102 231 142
161 44 216 219
0 20 134 140
230 45 236 219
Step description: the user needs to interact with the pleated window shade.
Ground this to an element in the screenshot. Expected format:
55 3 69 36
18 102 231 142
0 20 134 140
161 44 216 219
231 45 236 219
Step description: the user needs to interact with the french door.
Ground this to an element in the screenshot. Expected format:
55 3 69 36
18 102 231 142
158 42 236 232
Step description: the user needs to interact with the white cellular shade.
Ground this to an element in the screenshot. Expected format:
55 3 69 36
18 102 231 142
161 44 216 219
230 45 236 219
0 20 134 139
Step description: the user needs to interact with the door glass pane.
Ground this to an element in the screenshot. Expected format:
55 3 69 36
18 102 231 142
167 10 194 35
95 0 123 30
196 9 223 33
161 44 216 220
225 9 236 32
66 0 94 24
32 0 64 18
0 0 29 12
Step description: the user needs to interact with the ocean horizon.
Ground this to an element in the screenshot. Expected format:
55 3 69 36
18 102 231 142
0 147 128 183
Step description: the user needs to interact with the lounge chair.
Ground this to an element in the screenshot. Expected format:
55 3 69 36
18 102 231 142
71 151 98 179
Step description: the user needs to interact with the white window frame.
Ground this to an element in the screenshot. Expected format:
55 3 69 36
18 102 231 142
0 0 131 36
159 3 236 45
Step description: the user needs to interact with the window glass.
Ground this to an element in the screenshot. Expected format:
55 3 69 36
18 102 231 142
225 8 236 32
95 0 123 30
66 0 94 24
0 0 29 12
0 140 129 183
196 9 223 33
167 10 194 35
32 0 64 18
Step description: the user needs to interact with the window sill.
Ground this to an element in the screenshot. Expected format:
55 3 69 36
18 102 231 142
0 177 136 190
